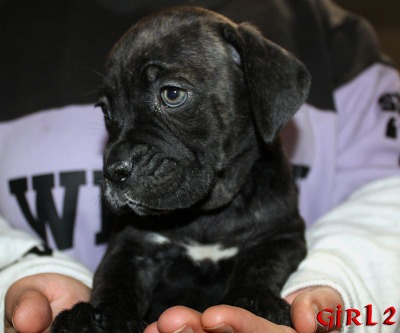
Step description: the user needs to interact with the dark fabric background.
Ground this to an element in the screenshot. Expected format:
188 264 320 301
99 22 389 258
336 0 400 67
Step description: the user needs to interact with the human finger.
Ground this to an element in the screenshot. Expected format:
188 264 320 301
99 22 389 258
201 305 295 333
153 306 205 333
288 287 343 333
5 289 52 333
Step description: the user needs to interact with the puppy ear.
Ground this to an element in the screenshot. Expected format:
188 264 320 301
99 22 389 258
223 23 311 143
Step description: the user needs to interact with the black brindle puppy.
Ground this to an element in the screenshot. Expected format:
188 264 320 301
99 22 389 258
52 6 309 332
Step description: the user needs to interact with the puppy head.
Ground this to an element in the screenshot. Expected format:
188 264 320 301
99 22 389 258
98 7 310 216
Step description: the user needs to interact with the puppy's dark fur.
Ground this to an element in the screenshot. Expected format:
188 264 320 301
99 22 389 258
52 7 309 332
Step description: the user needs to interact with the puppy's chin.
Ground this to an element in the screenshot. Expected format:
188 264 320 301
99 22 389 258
103 181 167 216
102 171 214 216
123 195 170 216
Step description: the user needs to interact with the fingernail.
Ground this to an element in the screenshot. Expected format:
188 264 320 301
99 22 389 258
313 305 330 333
11 304 19 330
204 324 235 333
173 325 194 333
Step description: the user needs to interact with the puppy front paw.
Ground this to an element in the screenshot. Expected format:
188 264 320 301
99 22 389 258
51 302 147 333
51 302 103 333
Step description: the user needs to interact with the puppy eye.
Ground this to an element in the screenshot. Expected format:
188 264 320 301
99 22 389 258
95 99 112 120
160 86 188 108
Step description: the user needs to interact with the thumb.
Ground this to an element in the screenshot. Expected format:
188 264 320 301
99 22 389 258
6 289 52 333
287 287 343 333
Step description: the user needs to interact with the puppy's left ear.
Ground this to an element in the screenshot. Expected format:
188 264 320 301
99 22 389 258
223 23 311 143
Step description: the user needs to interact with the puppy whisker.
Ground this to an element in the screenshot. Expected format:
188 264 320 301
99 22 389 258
78 66 107 80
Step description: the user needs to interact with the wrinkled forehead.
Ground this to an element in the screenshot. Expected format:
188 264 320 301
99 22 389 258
106 12 229 77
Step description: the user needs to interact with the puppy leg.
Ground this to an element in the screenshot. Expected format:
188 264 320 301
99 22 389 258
51 228 165 333
223 233 306 326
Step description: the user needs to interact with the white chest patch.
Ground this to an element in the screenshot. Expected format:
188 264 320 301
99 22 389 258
145 233 239 264
146 233 170 245
184 243 239 264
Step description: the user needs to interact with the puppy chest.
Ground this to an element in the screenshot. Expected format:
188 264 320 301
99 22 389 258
146 249 236 321
144 234 239 320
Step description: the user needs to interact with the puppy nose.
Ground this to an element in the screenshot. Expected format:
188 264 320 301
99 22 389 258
104 160 133 183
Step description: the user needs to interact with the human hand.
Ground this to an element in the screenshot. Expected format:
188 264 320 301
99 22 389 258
4 273 91 333
144 286 343 333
